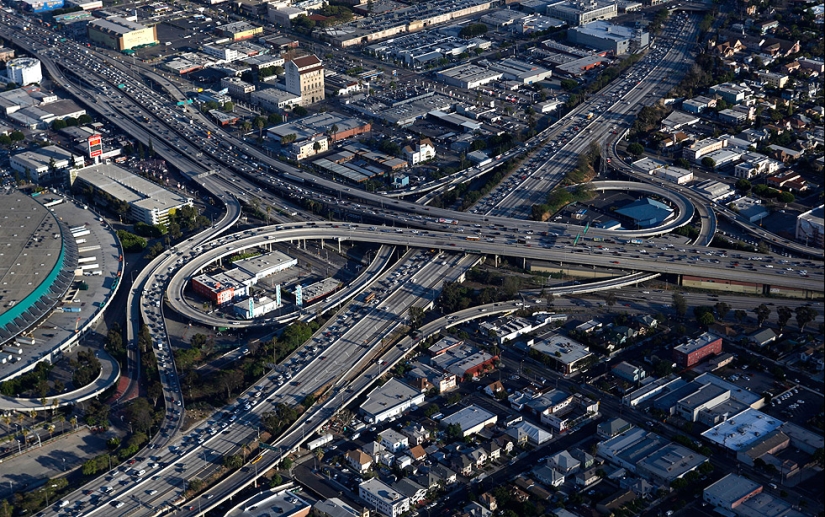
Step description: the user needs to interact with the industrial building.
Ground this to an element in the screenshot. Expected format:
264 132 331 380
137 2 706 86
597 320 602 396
796 205 823 248
360 378 425 424
218 21 263 41
5 57 42 86
267 112 370 145
488 58 552 84
190 271 249 306
300 278 341 304
233 251 297 281
703 474 763 511
440 405 498 437
673 332 722 368
10 145 77 183
568 21 648 54
17 0 64 12
233 295 280 319
437 64 502 89
546 0 617 26
250 88 302 111
87 17 159 51
429 343 497 379
614 198 674 228
285 55 325 106
700 408 784 452
530 334 594 374
69 162 192 225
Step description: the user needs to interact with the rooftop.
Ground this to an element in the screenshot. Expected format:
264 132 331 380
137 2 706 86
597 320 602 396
703 474 762 506
359 478 406 505
88 16 150 35
233 250 296 277
71 163 191 215
572 20 635 40
441 404 497 433
701 408 784 451
360 378 421 418
531 334 592 364
674 332 721 355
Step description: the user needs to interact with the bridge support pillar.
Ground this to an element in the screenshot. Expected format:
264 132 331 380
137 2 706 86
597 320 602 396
338 239 341 254
321 238 325 249
523 257 526 269
494 255 498 267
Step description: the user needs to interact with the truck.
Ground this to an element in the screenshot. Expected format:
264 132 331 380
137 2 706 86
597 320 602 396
77 256 97 264
437 218 459 225
306 433 334 451
517 236 531 244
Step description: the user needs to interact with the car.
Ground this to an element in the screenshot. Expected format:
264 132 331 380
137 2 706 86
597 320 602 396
113 501 125 509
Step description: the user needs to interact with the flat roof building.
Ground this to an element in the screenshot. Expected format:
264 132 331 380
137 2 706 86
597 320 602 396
530 334 594 374
69 163 192 225
488 59 552 84
360 378 425 424
673 332 722 368
614 198 674 228
701 408 784 452
313 498 364 517
87 17 159 51
568 21 647 54
10 145 76 183
441 405 497 437
219 21 263 41
703 474 763 510
437 64 502 89
547 0 617 26
796 205 823 249
359 478 409 517
233 251 297 281
635 443 707 484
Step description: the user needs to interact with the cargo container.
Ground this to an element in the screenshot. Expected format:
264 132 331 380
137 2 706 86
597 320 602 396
72 230 91 237
79 263 99 270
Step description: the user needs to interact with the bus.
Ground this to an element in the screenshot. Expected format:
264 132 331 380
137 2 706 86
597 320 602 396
363 292 376 303
465 236 480 241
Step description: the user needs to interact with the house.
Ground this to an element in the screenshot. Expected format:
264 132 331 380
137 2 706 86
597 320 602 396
748 328 779 347
494 435 515 454
393 478 427 504
379 430 409 453
479 493 497 511
401 424 430 446
506 421 552 445
468 447 488 467
482 441 501 461
451 454 475 477
576 467 601 487
430 464 457 485
396 455 413 470
463 501 492 517
548 450 581 473
611 362 646 383
569 448 595 469
408 445 427 462
596 490 636 515
484 381 506 398
362 441 385 462
346 449 373 473
597 418 633 439
533 465 566 487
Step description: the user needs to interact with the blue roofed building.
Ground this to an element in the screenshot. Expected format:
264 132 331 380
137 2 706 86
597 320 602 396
614 198 674 228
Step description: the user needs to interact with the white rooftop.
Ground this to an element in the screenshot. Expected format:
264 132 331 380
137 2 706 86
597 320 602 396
701 408 784 451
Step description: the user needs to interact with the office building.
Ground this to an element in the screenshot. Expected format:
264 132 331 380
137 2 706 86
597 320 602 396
546 0 617 26
5 57 42 86
17 0 64 12
87 17 159 51
530 334 594 374
285 55 325 106
359 478 409 517
673 332 722 368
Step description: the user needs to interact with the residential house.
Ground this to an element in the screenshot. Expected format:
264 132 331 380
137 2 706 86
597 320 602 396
569 448 595 469
479 493 497 511
463 502 492 517
379 430 409 453
597 418 634 439
484 381 506 398
451 454 475 477
396 455 413 470
346 449 373 473
612 362 646 383
393 478 427 504
468 447 488 467
363 441 385 462
533 465 566 487
482 441 501 461
748 328 779 347
408 445 427 462
494 435 515 454
430 465 457 485
576 467 601 487
548 450 581 473
596 490 637 515
401 424 430 446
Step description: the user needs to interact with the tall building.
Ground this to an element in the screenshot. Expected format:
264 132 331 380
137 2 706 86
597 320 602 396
285 55 325 106
6 57 42 86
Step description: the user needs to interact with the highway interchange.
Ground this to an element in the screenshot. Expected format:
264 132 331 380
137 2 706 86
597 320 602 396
0 7 822 517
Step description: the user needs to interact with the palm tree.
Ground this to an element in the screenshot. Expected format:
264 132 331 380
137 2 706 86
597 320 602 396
16 413 24 426
241 443 250 462
314 449 324 470
29 409 37 420
45 423 55 439
21 427 29 446
56 415 65 434
242 120 252 134
1 414 11 431
69 416 77 430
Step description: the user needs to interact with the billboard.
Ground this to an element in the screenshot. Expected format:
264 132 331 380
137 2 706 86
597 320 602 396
88 134 102 158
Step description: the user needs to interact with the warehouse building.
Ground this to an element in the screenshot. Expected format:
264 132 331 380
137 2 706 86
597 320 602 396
218 21 263 41
233 251 297 281
546 0 617 26
233 295 280 319
87 17 159 51
530 334 594 375
437 63 502 89
10 145 77 182
488 58 552 84
69 162 192 225
703 474 763 511
568 21 648 54
360 378 425 424
796 205 823 248
441 405 497 437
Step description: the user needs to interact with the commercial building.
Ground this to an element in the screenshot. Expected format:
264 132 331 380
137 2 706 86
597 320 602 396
406 362 457 393
6 57 42 86
220 77 256 99
701 408 784 452
757 71 789 89
233 251 297 281
313 498 364 517
735 429 790 467
69 163 191 225
233 296 280 319
0 48 14 62
437 64 502 89
488 59 552 84
635 443 708 485
360 378 425 424
597 417 633 439
359 479 409 517
612 361 645 383
673 332 722 368
402 139 436 165
300 278 341 304
218 21 263 41
190 271 249 305
87 17 159 51
530 334 594 374
704 474 763 510
10 145 75 182
728 197 769 223
285 55 325 106
440 405 497 437
267 112 370 145
546 0 617 26
709 82 751 104
568 21 647 54
430 343 497 379
17 0 64 12
250 88 301 111
796 205 823 248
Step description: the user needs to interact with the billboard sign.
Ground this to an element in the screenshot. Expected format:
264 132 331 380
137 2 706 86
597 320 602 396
88 134 103 158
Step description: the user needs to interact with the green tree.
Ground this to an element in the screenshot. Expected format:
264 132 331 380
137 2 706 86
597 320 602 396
672 293 688 317
777 191 795 204
222 454 243 469
734 310 747 324
735 179 752 193
795 306 816 331
714 301 731 320
754 304 771 327
701 157 716 168
626 142 644 156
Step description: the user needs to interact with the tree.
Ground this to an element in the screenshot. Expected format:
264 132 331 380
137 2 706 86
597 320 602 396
777 191 795 204
672 293 688 317
754 304 771 327
604 292 616 307
222 454 243 469
626 142 644 156
223 101 234 112
795 306 816 332
735 179 752 193
776 306 793 331
698 312 716 328
701 157 716 168
734 310 747 324
714 301 731 320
